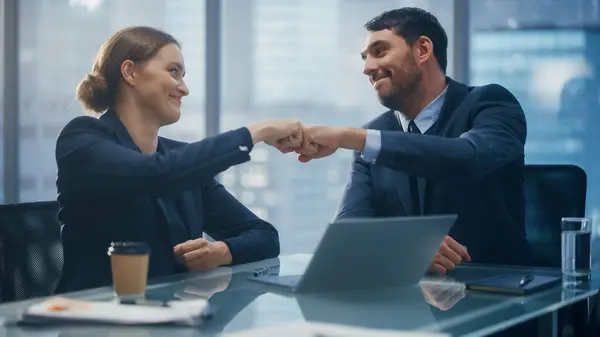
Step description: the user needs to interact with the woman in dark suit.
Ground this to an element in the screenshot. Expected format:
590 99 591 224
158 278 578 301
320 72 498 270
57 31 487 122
55 26 299 293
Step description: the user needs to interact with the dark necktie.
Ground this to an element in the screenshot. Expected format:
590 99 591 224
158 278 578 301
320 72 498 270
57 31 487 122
408 121 422 215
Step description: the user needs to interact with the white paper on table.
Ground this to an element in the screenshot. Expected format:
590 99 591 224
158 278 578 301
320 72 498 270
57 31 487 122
219 321 450 337
21 297 209 326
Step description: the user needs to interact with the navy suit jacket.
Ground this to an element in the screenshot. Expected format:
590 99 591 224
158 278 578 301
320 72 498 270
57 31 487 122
54 110 279 293
336 78 533 266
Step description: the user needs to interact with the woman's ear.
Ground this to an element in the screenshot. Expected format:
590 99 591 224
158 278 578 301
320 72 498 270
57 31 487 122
120 60 136 86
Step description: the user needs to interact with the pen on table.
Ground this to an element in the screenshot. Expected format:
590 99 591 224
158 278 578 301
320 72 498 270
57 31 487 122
119 299 170 307
519 275 534 287
253 267 271 277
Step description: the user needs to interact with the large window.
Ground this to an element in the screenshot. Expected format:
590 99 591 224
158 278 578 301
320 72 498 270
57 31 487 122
470 0 600 266
17 0 598 265
18 0 205 202
220 0 454 254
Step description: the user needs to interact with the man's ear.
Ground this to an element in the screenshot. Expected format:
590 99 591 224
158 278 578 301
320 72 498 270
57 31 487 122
121 60 136 86
414 36 434 67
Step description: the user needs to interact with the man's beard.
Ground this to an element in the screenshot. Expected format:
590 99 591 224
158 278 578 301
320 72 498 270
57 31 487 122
378 56 422 111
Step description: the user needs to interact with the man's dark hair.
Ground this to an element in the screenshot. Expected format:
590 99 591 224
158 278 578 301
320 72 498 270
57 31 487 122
365 8 448 73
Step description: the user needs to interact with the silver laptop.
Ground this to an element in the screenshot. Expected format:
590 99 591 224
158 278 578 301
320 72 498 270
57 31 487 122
247 215 457 293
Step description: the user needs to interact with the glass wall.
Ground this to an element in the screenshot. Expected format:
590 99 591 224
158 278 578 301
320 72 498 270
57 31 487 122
220 0 454 254
470 0 600 266
17 0 205 202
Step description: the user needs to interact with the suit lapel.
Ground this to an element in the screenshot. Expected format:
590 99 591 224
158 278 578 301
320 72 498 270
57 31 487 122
428 77 470 135
99 109 141 152
419 78 469 214
379 112 412 215
179 191 202 239
158 139 203 240
395 172 413 215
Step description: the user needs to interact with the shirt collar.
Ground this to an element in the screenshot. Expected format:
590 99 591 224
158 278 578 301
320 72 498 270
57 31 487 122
395 85 448 133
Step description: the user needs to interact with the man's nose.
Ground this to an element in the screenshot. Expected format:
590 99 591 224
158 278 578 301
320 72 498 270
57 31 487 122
363 58 378 77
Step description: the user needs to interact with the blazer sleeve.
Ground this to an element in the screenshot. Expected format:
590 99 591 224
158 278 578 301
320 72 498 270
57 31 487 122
334 151 377 220
56 116 254 198
376 84 526 182
201 179 280 265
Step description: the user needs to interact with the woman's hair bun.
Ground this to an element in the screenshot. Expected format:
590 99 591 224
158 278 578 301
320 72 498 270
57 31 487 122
75 73 110 113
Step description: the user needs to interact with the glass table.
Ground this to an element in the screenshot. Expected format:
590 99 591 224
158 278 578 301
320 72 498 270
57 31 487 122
0 254 598 337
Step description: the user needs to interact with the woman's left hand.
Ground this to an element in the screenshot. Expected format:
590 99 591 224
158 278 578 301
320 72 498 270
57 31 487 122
174 238 232 271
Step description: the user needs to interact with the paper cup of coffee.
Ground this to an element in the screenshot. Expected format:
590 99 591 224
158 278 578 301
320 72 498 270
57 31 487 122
107 242 150 298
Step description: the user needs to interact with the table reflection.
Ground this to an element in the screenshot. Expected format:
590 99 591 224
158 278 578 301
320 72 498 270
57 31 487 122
420 277 466 311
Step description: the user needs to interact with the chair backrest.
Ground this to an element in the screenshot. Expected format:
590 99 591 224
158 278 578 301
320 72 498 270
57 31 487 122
524 165 587 268
0 201 63 303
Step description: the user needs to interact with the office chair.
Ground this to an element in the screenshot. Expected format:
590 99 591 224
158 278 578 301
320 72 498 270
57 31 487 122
524 164 587 268
0 201 63 303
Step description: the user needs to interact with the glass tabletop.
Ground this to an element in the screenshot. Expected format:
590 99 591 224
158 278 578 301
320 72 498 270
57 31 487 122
0 254 597 337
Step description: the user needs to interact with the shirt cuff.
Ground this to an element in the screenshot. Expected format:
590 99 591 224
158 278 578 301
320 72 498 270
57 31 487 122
361 129 381 163
238 127 255 153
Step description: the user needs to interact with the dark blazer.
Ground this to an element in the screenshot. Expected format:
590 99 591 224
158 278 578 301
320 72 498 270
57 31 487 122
54 110 280 293
336 77 533 266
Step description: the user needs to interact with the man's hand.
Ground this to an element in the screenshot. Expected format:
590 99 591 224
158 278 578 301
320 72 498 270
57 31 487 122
290 125 344 162
269 124 338 159
427 236 471 274
174 238 232 271
272 131 312 154
300 125 341 162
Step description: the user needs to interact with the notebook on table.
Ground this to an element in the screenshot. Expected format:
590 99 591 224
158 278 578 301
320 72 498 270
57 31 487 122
12 297 210 326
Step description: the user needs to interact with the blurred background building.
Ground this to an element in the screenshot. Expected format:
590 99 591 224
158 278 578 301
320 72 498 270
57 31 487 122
2 0 600 263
